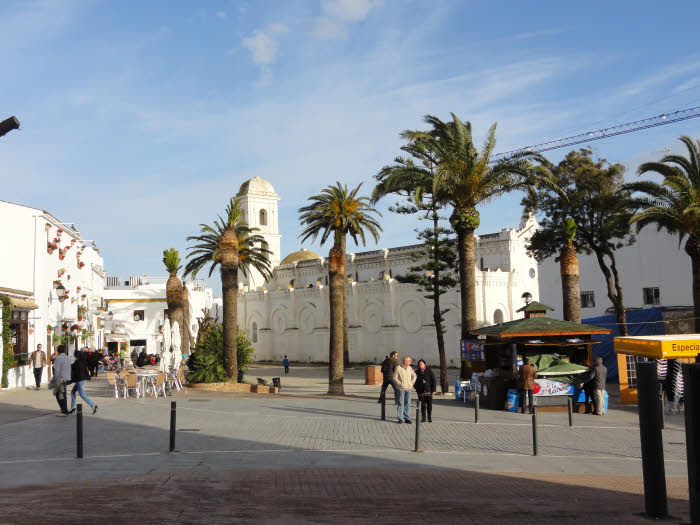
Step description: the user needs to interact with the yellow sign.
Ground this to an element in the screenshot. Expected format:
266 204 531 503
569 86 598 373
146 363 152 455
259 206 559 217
614 336 700 359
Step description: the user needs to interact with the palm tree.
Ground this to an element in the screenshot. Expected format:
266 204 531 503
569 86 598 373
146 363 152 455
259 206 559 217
299 182 382 395
183 199 272 380
411 114 551 336
373 135 455 393
559 218 581 323
162 248 189 355
627 136 700 332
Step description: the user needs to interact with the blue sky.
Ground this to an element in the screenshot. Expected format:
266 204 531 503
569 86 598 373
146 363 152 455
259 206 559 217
2 0 700 296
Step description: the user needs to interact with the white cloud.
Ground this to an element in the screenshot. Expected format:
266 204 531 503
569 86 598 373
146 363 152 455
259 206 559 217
674 76 700 94
623 59 700 96
215 11 226 19
314 0 380 39
241 23 288 83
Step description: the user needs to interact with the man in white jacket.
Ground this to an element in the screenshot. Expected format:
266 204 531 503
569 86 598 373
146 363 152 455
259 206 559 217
53 345 72 416
393 357 416 424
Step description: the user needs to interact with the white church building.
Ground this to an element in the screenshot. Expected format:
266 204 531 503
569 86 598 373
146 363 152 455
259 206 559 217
233 177 541 367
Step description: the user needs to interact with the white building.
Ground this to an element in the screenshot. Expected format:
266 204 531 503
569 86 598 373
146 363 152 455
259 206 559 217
0 200 106 389
538 226 693 321
234 178 542 366
103 276 214 356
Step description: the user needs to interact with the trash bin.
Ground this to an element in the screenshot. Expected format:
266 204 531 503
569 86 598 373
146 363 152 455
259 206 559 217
506 388 519 412
272 377 281 390
365 365 382 385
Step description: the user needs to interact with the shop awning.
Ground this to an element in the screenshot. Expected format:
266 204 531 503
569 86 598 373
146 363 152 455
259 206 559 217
9 297 39 310
614 335 700 359
105 333 130 343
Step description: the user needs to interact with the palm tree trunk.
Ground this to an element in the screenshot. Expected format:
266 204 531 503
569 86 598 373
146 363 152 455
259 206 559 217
341 234 350 367
452 208 478 337
685 236 700 333
432 210 448 393
560 241 581 323
328 241 345 395
220 228 239 380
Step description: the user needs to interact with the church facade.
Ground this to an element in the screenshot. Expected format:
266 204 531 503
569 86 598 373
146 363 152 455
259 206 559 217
233 177 541 367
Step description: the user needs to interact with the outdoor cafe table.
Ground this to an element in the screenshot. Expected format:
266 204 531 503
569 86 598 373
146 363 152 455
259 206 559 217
134 369 159 397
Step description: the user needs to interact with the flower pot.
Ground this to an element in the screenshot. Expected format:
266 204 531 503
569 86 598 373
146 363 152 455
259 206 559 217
45 223 51 231
78 317 82 322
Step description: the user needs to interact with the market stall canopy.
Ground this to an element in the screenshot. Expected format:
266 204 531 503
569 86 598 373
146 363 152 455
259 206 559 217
472 317 610 339
614 334 700 359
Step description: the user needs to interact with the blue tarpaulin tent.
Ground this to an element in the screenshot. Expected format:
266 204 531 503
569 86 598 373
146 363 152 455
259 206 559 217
582 308 665 384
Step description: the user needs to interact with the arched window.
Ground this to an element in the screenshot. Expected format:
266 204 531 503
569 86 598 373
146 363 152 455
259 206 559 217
252 322 258 343
259 209 267 226
493 309 504 324
261 240 269 261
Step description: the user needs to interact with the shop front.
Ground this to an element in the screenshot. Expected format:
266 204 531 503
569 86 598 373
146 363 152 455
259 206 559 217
464 301 610 412
614 334 700 403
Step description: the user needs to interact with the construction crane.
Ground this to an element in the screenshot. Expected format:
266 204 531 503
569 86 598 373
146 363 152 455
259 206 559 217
491 106 700 162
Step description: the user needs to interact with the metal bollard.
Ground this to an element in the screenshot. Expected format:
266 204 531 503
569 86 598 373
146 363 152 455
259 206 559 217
169 401 176 453
381 394 386 421
567 397 573 427
532 410 538 456
474 391 480 424
682 363 700 524
414 397 422 452
637 362 668 519
76 404 83 459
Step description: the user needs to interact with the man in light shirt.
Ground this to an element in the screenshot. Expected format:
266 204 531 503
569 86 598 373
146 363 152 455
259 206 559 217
393 357 417 424
53 345 72 416
29 344 46 390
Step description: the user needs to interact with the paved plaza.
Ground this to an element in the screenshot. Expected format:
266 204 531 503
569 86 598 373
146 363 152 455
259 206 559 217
0 365 692 523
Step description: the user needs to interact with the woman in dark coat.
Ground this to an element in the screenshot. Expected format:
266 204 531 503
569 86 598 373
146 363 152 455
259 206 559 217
415 359 436 422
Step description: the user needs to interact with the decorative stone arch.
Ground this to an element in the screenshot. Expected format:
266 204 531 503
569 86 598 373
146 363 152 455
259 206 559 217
362 298 384 334
492 302 509 325
270 307 288 335
297 302 318 334
398 298 424 334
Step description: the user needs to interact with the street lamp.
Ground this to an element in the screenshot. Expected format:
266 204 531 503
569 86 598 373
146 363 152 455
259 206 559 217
56 283 66 300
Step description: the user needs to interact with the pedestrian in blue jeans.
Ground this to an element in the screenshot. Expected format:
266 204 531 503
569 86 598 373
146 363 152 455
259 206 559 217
393 357 416 424
70 351 98 415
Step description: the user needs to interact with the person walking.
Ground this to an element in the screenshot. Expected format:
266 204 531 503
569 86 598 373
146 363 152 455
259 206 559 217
119 346 126 370
579 357 607 415
518 357 537 414
415 359 436 422
53 345 72 417
283 355 290 375
393 357 416 424
29 344 46 390
377 351 399 404
70 351 98 415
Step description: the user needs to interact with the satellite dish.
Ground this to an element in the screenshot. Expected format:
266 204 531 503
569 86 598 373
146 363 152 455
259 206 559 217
521 292 532 305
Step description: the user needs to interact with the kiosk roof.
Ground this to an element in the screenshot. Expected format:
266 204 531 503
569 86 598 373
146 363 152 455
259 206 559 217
614 335 700 359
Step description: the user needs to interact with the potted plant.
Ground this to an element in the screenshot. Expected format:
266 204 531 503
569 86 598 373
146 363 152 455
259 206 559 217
57 268 65 278
76 286 81 293
47 325 53 334
71 239 76 246
28 324 35 335
52 333 61 345
61 322 69 331
81 294 87 300
67 274 71 280
53 280 61 289
58 252 65 261
70 324 79 332
57 228 63 236
78 261 85 269
47 241 58 254
45 223 51 232
77 305 87 321
68 334 77 344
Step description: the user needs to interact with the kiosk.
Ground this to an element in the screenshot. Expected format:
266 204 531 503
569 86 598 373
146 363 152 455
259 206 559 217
614 334 700 403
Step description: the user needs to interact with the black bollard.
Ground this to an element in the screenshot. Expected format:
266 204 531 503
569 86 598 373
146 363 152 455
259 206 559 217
169 401 176 453
567 397 573 427
76 404 83 459
682 363 700 524
414 397 422 452
658 382 665 430
532 409 538 456
637 362 668 519
474 390 480 424
381 394 386 421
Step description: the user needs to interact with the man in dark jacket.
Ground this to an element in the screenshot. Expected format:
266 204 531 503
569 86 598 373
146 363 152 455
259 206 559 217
579 357 607 415
378 351 399 404
415 359 436 422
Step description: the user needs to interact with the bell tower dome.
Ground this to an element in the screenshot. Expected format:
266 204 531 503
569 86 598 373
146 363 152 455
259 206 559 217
234 176 281 290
